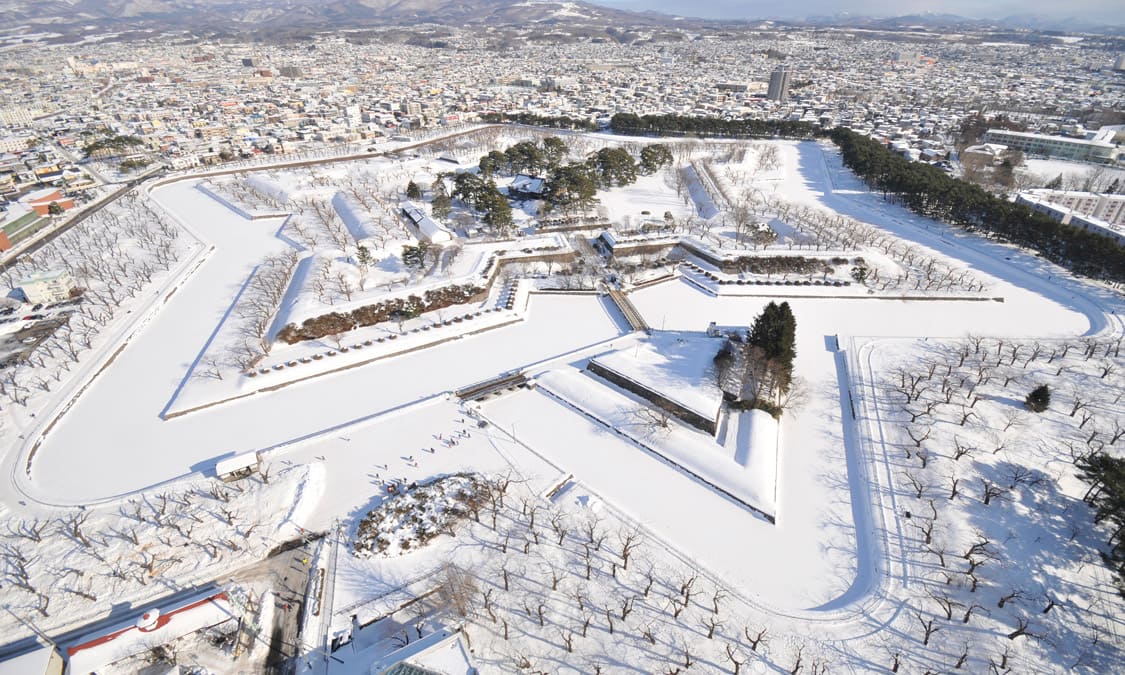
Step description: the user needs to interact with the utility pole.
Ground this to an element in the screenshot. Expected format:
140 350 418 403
2 604 57 651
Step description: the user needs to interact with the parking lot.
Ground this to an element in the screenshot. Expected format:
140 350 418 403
0 298 82 368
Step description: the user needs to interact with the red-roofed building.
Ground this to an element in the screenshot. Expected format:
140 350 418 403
19 188 74 217
64 591 235 674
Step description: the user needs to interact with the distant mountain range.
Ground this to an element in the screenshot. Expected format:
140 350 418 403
799 11 1124 36
0 0 671 33
0 0 1120 37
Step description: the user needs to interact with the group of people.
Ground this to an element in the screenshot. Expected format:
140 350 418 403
371 414 480 495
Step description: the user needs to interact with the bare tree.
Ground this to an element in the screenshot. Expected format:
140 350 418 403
916 612 941 646
436 562 477 618
1006 615 1037 640
981 480 1007 506
702 614 722 639
904 471 930 499
997 588 1025 609
962 602 988 624
930 590 962 620
744 625 768 651
725 643 747 674
617 528 642 570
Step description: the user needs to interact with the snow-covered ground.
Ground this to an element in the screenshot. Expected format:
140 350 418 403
0 129 1122 672
1019 158 1125 190
597 170 698 228
589 331 724 422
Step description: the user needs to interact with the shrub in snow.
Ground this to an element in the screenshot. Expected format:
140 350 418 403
1025 384 1050 412
277 283 485 343
730 254 829 277
353 473 491 558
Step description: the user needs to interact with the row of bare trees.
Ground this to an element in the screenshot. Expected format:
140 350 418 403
0 192 185 406
657 144 986 294
0 466 288 634
395 473 833 673
880 334 1125 673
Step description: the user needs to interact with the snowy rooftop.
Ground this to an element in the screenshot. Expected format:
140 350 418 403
17 268 71 284
509 173 545 195
0 645 60 675
311 629 475 675
400 201 452 244
65 592 236 675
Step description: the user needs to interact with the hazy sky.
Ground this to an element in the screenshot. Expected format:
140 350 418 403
590 0 1125 23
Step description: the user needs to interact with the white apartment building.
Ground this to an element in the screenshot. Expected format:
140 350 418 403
18 269 75 305
1018 189 1125 228
1016 191 1125 245
983 129 1119 165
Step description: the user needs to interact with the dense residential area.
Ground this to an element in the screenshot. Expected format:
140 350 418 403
3 18 1123 250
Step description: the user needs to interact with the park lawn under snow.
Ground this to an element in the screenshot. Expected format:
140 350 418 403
531 363 780 518
3 127 1124 671
588 331 725 422
0 462 322 642
853 332 1125 672
596 169 698 229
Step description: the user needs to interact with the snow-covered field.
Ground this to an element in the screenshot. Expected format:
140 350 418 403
1 128 1122 673
1019 158 1125 191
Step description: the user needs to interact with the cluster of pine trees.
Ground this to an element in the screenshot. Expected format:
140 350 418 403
541 145 673 212
474 137 674 214
1076 452 1125 585
451 172 513 233
82 133 145 158
830 128 1125 283
716 301 798 418
610 113 820 140
480 111 596 131
747 301 798 403
479 138 569 178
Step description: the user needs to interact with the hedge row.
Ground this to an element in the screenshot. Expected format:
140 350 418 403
277 283 485 344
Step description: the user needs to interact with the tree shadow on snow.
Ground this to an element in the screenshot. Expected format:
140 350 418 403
794 141 1120 336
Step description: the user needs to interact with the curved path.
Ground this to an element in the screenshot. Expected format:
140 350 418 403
615 141 1119 617
2 138 1119 626
9 177 625 506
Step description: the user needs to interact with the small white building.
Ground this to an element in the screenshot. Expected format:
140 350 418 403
401 201 453 244
215 451 261 482
508 173 546 199
18 269 75 305
0 645 64 675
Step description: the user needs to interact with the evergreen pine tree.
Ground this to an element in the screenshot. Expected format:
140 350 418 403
431 177 452 219
405 180 422 200
748 301 797 395
1025 384 1050 412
